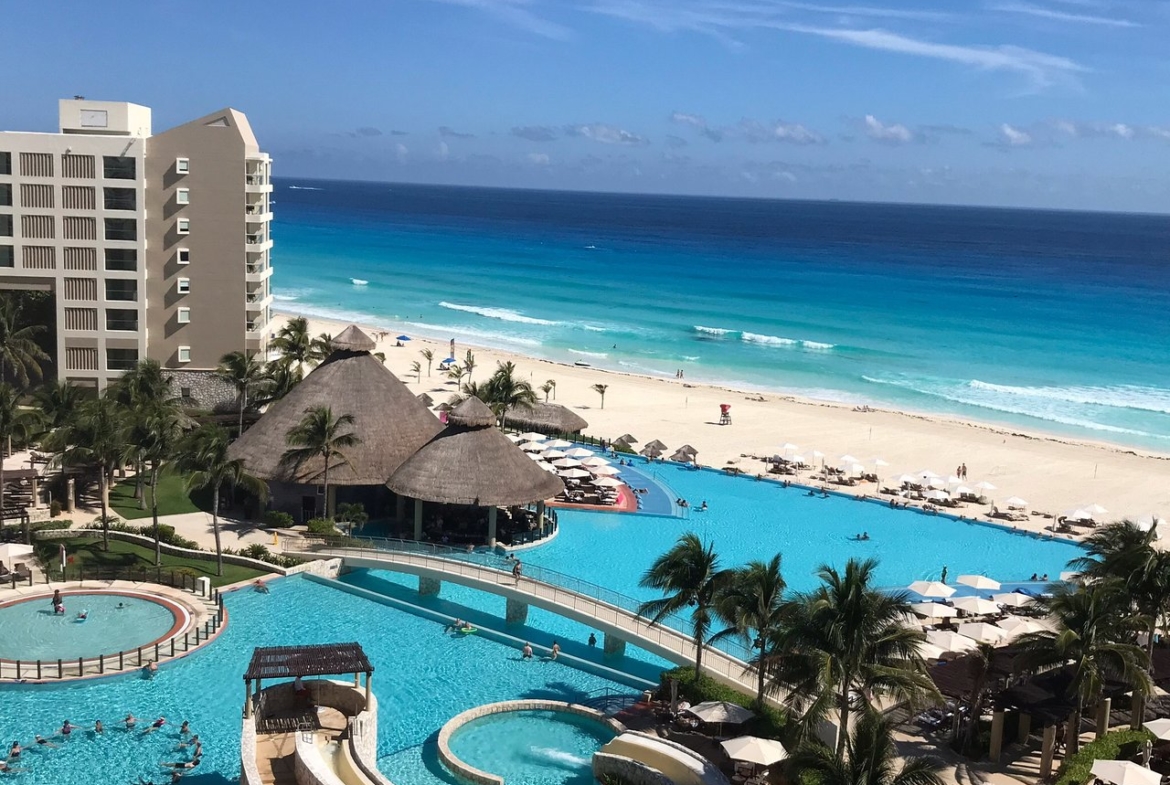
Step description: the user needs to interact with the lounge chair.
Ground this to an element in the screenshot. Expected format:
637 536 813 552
13 562 31 581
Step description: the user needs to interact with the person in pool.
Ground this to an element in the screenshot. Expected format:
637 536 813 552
61 720 74 736
93 720 104 734
178 721 190 736
550 641 561 661
76 610 88 621
253 580 269 594
142 717 166 735
34 735 58 749
160 757 200 770
123 713 139 729
521 642 533 660
51 589 62 607
9 741 20 759
0 760 27 774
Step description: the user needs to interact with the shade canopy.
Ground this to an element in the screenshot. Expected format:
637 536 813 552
926 630 978 653
957 622 1008 644
640 446 663 458
505 403 588 434
0 543 33 567
1090 760 1161 785
997 617 1046 638
720 736 788 766
244 642 373 680
645 439 668 450
992 592 1033 608
669 450 695 463
416 392 434 407
957 575 1001 591
581 457 610 467
229 327 443 485
616 433 638 444
1143 718 1170 740
590 465 620 476
559 468 591 479
907 581 955 598
386 397 564 507
910 602 958 618
1004 496 1029 509
677 444 697 456
685 701 755 724
952 596 1001 615
565 448 593 458
592 476 623 487
519 432 547 442
545 439 574 449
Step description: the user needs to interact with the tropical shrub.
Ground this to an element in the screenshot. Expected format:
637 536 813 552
263 510 294 528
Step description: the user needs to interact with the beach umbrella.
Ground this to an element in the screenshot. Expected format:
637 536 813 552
590 465 620 476
616 433 638 444
907 580 955 598
1063 508 1092 521
1059 571 1081 583
645 439 668 451
640 445 663 458
918 643 948 661
1083 503 1108 515
1135 515 1164 537
872 458 889 467
565 447 594 458
1142 718 1170 741
581 456 610 467
917 469 940 479
416 392 434 407
957 574 1001 591
396 334 412 342
520 441 547 452
527 453 545 461
0 543 33 568
924 489 950 501
811 450 825 460
974 481 997 491
1090 760 1160 785
540 463 559 473
925 477 948 490
910 602 958 618
789 454 806 464
519 432 547 442
505 433 524 443
541 449 567 459
686 701 755 725
720 736 788 767
552 458 583 468
926 630 978 653
677 444 697 457
991 592 1032 608
1004 496 1029 509
839 454 860 464
896 474 919 486
945 474 963 486
842 462 867 477
669 450 693 463
997 617 1045 638
951 596 1001 615
443 356 457 364
781 443 799 454
957 622 1008 644
546 439 573 449
559 468 591 479
592 476 623 487
953 485 974 497
435 402 454 412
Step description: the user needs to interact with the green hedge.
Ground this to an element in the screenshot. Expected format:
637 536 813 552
1055 728 1153 785
659 666 787 740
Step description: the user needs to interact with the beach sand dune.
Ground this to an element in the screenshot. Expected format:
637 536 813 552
278 312 1170 541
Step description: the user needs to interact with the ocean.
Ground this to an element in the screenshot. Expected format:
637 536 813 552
270 180 1170 452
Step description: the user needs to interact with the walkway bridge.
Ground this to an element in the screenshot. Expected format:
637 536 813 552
283 537 758 695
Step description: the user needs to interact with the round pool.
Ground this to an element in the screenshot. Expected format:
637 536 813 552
449 709 615 785
0 592 182 661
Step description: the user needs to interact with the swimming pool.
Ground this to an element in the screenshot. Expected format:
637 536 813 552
0 576 639 785
0 593 180 662
448 709 615 785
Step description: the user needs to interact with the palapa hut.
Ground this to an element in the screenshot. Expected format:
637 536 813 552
230 326 443 521
503 402 588 435
387 397 564 546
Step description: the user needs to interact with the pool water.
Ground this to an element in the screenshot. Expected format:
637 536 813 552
449 710 615 785
0 576 638 785
0 593 178 661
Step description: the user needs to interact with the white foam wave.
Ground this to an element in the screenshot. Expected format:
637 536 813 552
694 325 736 337
969 380 1170 415
802 340 836 350
695 325 835 350
531 747 588 767
742 332 798 346
682 355 700 361
406 321 542 348
582 324 607 332
439 301 558 326
568 349 608 359
272 294 300 302
287 185 323 191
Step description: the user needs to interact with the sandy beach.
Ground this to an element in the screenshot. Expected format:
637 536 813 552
277 311 1170 539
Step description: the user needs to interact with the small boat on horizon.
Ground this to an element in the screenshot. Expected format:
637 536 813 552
351 278 369 286
574 361 592 367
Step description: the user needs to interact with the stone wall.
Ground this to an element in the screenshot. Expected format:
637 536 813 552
593 752 676 785
167 369 240 412
35 527 287 575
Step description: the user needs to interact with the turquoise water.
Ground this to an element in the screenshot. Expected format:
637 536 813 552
448 710 614 785
0 594 176 661
272 181 1170 450
0 576 636 785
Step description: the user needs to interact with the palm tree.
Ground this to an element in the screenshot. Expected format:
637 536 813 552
714 554 789 707
767 558 936 753
592 383 608 409
960 643 998 755
638 533 731 676
0 384 40 541
112 360 175 508
410 360 422 383
280 406 361 519
421 348 434 377
216 351 264 437
446 364 466 387
272 316 314 368
546 379 556 400
134 404 184 565
256 360 302 406
792 707 945 785
0 295 49 389
310 332 334 364
540 382 553 402
487 361 537 428
35 379 84 432
1014 583 1150 755
52 394 125 550
180 425 268 576
464 350 477 382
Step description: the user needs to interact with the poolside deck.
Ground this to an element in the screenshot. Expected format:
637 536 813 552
254 706 348 785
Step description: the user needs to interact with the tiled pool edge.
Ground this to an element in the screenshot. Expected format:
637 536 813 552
436 700 625 785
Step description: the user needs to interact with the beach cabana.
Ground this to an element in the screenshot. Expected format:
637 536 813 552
645 439 668 451
616 433 638 444
386 397 564 546
229 325 443 520
505 403 588 435
416 392 434 407
640 445 663 458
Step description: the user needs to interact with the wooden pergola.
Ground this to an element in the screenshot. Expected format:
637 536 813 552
243 642 374 718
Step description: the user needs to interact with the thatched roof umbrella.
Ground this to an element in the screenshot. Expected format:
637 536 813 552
504 402 588 435
645 439 668 451
677 444 697 457
229 325 442 485
417 392 435 407
669 449 694 463
435 402 453 412
616 433 638 444
387 397 564 508
640 445 664 458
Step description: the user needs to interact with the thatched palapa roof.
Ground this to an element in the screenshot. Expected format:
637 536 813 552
229 326 443 485
387 397 564 507
503 402 588 435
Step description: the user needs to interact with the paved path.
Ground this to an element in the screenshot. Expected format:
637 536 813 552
152 512 276 551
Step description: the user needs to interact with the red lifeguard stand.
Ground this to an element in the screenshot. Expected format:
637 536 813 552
719 403 732 425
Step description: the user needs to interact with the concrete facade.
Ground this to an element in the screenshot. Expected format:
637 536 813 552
0 98 273 390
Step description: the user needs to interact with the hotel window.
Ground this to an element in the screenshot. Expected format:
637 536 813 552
176 278 190 294
177 248 190 265
105 308 138 332
176 188 189 205
0 246 12 268
178 346 191 363
105 279 137 302
104 217 137 241
0 184 10 207
0 215 11 237
106 348 138 371
0 153 10 176
103 187 136 211
102 156 136 180
105 248 137 271
176 158 189 174
177 218 190 235
177 307 190 324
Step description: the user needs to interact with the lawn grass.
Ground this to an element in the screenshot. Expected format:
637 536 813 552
37 536 271 587
110 469 210 520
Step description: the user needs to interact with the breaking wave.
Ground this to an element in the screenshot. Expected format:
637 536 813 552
694 326 835 350
439 301 558 326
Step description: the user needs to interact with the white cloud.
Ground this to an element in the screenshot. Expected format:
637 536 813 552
990 2 1140 29
1054 120 1139 139
999 124 1033 146
527 152 551 165
437 141 450 161
739 119 825 145
566 123 648 145
864 114 915 143
395 143 409 163
425 0 569 39
670 111 724 141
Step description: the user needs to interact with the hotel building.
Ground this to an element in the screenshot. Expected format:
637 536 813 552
0 99 273 395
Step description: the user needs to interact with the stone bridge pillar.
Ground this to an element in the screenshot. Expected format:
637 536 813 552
395 495 405 523
419 577 441 597
488 507 498 547
1096 697 1111 739
506 598 528 625
603 633 626 657
1039 724 1057 779
989 710 1005 763
414 499 423 540
1017 712 1032 744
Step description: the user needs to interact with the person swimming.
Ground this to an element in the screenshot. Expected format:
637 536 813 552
9 741 20 758
550 641 561 661
76 610 88 621
94 720 104 734
61 720 74 736
521 642 533 659
142 717 166 735
123 713 139 728
34 735 58 749
178 721 190 736
253 579 269 594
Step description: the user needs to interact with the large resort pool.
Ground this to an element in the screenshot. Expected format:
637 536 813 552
0 458 1085 785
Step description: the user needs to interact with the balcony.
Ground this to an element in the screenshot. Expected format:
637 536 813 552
245 234 273 252
245 210 272 224
245 173 272 194
246 263 273 283
246 293 273 311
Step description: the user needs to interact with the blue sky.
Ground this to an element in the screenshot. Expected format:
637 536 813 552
3 0 1169 210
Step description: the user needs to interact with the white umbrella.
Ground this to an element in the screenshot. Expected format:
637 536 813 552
781 443 799 454
592 476 623 487
1004 496 1029 509
910 602 958 618
842 462 866 477
545 438 573 449
540 463 559 473
1135 514 1163 532
974 481 997 491
951 596 1001 615
1090 760 1160 785
721 736 788 766
589 465 620 476
918 642 948 660
872 458 889 467
789 454 806 464
581 456 610 467
925 477 948 490
541 449 567 459
944 475 964 486
506 433 524 443
1064 508 1092 521
565 447 594 458
552 458 583 468
839 454 860 464
924 489 950 501
896 474 919 486
957 622 1008 644
527 453 546 461
926 630 978 653
991 592 1032 608
997 617 1045 638
1083 503 1108 515
953 485 974 497
1143 718 1170 740
1059 571 1081 583
686 701 755 725
519 432 547 442
520 441 547 452
559 468 591 479
957 575 1001 591
917 469 940 479
0 543 33 567
811 450 825 460
907 581 955 598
